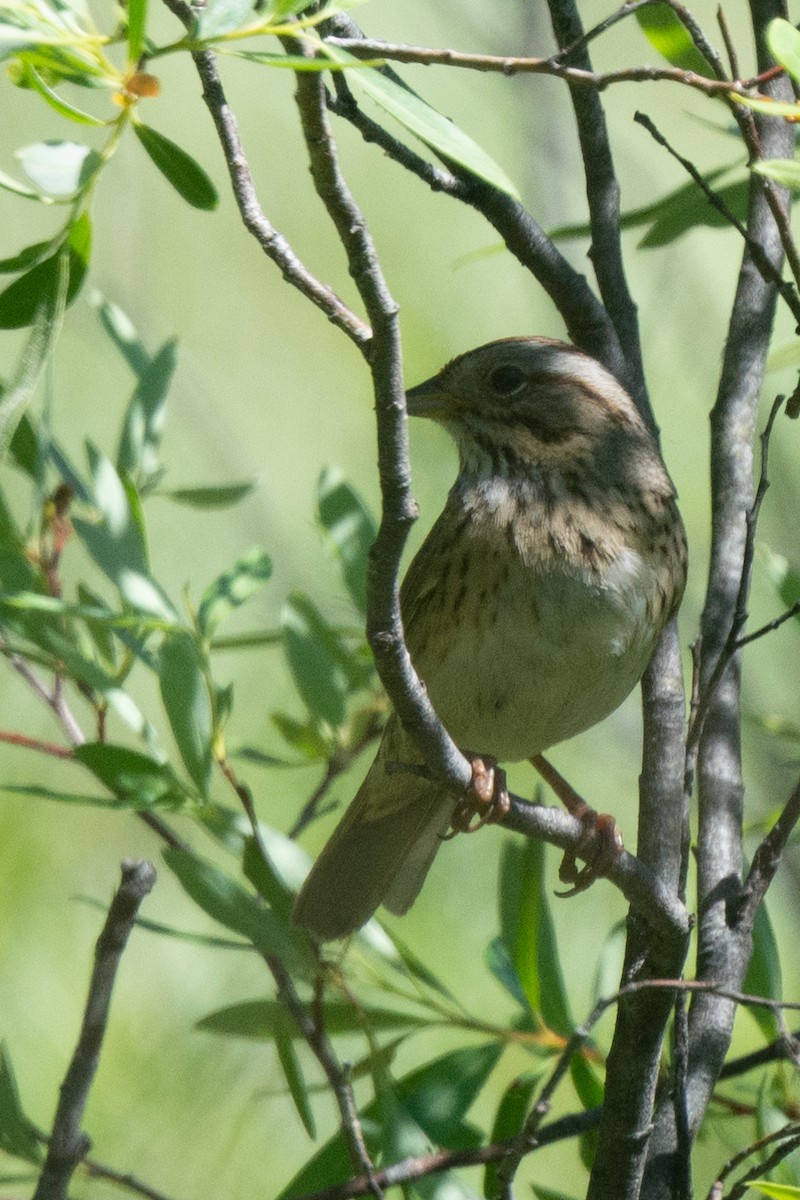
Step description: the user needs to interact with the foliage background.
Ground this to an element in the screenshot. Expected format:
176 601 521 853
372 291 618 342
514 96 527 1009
1 1 800 1196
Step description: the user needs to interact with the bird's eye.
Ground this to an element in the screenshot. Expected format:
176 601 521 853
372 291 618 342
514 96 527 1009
488 364 526 395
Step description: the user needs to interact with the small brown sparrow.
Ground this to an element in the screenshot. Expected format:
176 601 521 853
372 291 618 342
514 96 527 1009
294 337 687 940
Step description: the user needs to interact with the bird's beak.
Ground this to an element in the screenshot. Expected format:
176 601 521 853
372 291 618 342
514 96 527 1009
405 374 451 420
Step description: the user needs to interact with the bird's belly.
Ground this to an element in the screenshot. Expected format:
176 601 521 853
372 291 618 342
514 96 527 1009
417 560 657 763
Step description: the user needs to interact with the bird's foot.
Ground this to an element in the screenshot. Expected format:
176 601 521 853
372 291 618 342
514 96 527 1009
443 754 510 839
530 753 623 896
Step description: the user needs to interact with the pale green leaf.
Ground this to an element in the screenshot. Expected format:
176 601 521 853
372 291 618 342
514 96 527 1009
198 546 272 638
324 45 520 199
767 18 800 83
159 631 213 797
16 140 97 195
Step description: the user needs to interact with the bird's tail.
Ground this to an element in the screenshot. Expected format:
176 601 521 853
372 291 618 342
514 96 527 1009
293 718 455 941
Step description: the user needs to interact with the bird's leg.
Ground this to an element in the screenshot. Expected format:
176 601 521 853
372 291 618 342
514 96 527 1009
530 753 623 896
444 754 510 839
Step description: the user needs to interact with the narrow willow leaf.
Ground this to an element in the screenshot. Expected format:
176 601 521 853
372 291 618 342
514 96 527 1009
117 337 177 483
570 1053 602 1168
195 0 254 40
400 1044 502 1146
733 94 800 120
501 839 573 1036
324 45 520 199
199 546 272 638
743 899 782 1041
747 1184 800 1199
162 479 257 508
91 292 152 376
0 240 53 273
0 1044 42 1165
753 159 800 189
73 743 186 806
0 214 90 330
271 711 331 759
274 1006 316 1137
163 848 314 976
483 1074 540 1198
635 5 715 75
127 0 148 62
317 467 375 613
0 251 67 457
22 65 106 126
197 998 428 1039
0 168 44 201
16 140 97 195
281 592 350 725
159 631 213 796
133 122 219 210
767 17 800 83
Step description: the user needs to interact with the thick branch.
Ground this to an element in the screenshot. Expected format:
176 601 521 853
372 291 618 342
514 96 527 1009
644 4 795 1193
546 0 648 415
33 861 156 1200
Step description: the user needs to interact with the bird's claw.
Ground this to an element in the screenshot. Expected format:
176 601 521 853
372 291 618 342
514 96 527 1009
556 809 623 897
443 755 510 839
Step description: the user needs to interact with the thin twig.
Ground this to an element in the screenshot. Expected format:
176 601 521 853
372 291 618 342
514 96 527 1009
1 647 85 746
685 392 785 793
717 6 741 79
634 114 800 324
734 599 800 648
322 35 778 97
707 1123 800 1200
158 0 370 348
0 729 73 758
741 775 800 921
218 755 381 1195
727 1133 800 1200
287 1109 601 1200
33 861 157 1200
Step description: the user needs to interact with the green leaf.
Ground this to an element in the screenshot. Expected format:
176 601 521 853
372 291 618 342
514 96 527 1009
765 550 800 614
271 712 332 759
198 546 272 638
500 839 573 1036
117 338 177 485
484 937 532 1014
317 467 376 613
0 167 44 201
74 743 187 807
21 66 106 126
159 631 213 796
483 1073 540 1198
282 591 369 725
127 0 148 62
748 1184 800 1199
400 1044 502 1147
161 479 258 508
753 159 800 190
635 5 715 75
195 0 254 40
0 1044 42 1165
767 18 800 83
274 1005 316 1137
743 898 782 1042
0 258 67 458
0 214 90 329
16 140 98 195
569 1053 602 1168
8 413 39 477
91 292 152 376
639 179 749 248
0 240 53 273
324 45 520 199
73 445 178 620
133 122 218 210
277 1045 498 1200
1 783 159 809
163 848 314 977
197 998 428 1039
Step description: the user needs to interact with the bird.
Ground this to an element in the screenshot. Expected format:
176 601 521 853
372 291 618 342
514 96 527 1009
293 337 687 941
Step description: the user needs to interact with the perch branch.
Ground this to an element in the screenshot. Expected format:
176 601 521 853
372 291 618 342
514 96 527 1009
32 861 156 1200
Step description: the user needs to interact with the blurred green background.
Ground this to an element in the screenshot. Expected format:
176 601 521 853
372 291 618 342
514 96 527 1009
2 1 800 1197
